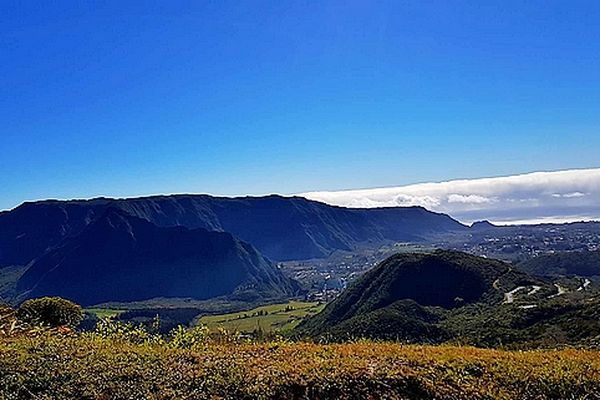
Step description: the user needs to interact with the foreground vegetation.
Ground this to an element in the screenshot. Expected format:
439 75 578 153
0 298 600 400
1 333 599 400
0 296 598 399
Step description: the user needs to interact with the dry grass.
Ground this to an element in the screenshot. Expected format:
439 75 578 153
0 334 598 399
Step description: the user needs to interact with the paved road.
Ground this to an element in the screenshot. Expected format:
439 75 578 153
577 278 591 291
527 285 541 296
504 286 525 304
548 284 568 298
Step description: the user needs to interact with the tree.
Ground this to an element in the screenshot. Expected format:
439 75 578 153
17 297 83 328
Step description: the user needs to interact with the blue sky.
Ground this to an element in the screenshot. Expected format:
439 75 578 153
1 1 600 211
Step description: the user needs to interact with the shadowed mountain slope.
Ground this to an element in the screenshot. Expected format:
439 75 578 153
16 210 298 306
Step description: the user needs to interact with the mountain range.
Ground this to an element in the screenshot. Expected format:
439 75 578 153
0 195 465 263
0 194 464 304
1 194 599 346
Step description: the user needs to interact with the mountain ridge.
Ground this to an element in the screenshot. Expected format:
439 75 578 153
0 194 466 264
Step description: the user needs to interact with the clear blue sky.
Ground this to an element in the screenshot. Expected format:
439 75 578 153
1 1 599 210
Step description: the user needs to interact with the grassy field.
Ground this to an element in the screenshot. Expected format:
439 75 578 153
0 334 598 399
197 301 325 333
84 307 126 319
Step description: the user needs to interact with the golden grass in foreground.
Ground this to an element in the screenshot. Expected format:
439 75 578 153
0 335 598 399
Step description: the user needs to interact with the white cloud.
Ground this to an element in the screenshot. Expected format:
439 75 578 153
447 194 495 204
551 192 586 198
298 168 600 225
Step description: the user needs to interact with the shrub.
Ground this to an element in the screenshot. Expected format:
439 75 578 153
91 317 164 345
17 297 83 328
168 324 210 349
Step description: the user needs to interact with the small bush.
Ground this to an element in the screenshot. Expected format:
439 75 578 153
168 324 210 349
17 297 83 328
91 317 164 345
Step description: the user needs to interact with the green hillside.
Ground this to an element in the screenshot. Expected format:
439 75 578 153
298 250 600 346
519 250 600 277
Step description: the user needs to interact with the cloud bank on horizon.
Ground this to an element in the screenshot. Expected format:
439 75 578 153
299 169 600 225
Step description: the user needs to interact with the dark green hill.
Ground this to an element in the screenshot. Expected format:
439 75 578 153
518 250 600 277
295 250 600 347
441 295 600 348
16 210 299 306
298 251 537 339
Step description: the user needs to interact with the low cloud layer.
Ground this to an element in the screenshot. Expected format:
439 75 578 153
299 169 600 225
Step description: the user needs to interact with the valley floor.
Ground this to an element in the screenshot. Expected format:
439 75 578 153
0 334 598 399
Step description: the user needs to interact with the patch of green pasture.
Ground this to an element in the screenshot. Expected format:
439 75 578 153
197 301 325 333
85 308 126 319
